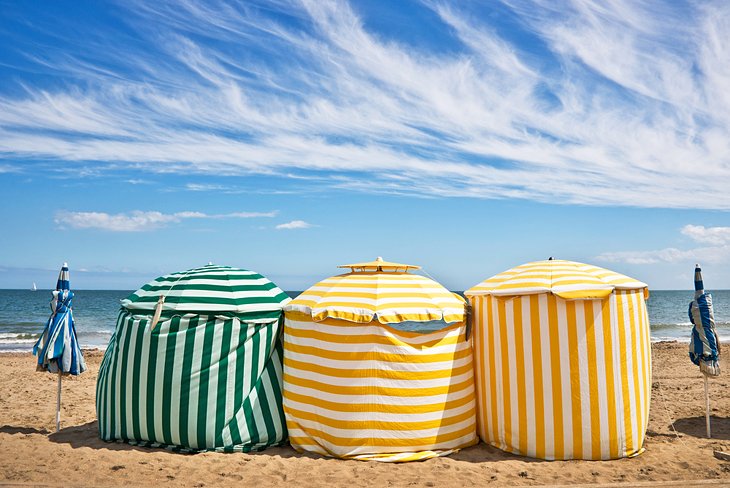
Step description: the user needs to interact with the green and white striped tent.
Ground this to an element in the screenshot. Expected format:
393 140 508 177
96 264 291 452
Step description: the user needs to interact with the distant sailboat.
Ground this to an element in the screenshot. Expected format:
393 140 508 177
32 282 37 291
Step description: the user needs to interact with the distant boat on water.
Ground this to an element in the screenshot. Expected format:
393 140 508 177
31 282 37 291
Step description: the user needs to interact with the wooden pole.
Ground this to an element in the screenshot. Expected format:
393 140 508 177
705 374 711 439
56 371 62 433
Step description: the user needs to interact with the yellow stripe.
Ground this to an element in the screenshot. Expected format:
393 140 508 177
584 300 601 459
547 294 564 459
514 297 528 455
284 389 475 415
288 423 476 448
283 372 473 398
284 324 463 348
487 296 499 446
628 291 642 455
529 294 545 459
602 297 619 459
616 291 633 455
283 357 474 381
282 341 471 364
473 297 489 442
497 298 512 450
284 405 476 432
565 301 583 459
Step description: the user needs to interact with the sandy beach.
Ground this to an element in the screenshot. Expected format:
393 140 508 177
2 342 730 487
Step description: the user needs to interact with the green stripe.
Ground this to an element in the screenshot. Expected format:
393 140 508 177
127 294 287 306
178 316 199 448
137 282 279 294
144 315 159 443
130 319 146 441
161 316 181 445
196 318 217 448
214 319 234 444
97 307 287 452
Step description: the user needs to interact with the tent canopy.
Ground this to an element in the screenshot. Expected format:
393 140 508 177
122 263 290 319
465 259 648 300
285 259 465 324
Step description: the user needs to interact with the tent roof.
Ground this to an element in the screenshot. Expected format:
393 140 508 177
284 271 465 324
122 264 290 315
465 259 648 300
337 256 421 272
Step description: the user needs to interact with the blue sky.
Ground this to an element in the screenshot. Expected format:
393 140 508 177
1 0 730 291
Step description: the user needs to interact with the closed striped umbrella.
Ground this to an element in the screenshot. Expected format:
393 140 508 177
283 258 477 462
689 264 720 376
96 264 291 452
465 259 651 460
34 263 87 432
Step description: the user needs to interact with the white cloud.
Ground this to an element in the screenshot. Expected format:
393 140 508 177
56 209 276 232
1 1 730 208
276 220 314 230
680 224 730 246
597 225 730 264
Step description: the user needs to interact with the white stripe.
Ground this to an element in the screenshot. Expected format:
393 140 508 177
221 319 241 446
521 295 536 458
283 349 472 373
492 295 505 451
152 323 169 443
186 321 207 449
285 318 464 343
124 319 140 439
286 428 475 457
592 300 610 460
538 293 554 460
169 316 189 446
621 292 639 454
137 320 152 441
205 319 225 447
505 298 519 452
283 381 474 407
575 301 592 458
283 333 466 357
556 298 573 458
289 415 475 441
284 395 475 424
286 366 473 390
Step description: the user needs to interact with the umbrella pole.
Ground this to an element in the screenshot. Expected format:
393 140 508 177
705 373 711 439
56 371 62 433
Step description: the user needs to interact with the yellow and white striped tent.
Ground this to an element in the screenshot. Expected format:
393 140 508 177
283 258 477 462
465 259 651 460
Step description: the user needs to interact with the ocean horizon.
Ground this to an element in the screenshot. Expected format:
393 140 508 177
2 289 729 352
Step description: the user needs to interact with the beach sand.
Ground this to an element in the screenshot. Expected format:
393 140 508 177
2 343 730 487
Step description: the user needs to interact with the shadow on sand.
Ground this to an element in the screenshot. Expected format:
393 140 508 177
0 425 50 435
41 420 310 459
672 416 730 440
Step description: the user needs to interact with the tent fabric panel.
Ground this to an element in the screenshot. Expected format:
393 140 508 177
122 264 291 315
96 310 286 452
465 260 648 298
285 272 466 325
469 290 651 460
282 314 477 462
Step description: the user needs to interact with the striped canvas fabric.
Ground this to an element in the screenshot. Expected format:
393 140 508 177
283 266 477 462
96 265 290 452
468 259 648 300
122 264 289 318
285 272 466 324
466 261 651 460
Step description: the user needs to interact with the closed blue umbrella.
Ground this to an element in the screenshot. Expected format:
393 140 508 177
33 263 86 432
688 264 720 438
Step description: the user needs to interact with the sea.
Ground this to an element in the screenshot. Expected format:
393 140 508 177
1 289 729 353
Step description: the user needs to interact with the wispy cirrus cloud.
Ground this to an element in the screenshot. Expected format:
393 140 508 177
597 225 730 265
275 220 315 230
1 1 730 208
56 209 277 232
